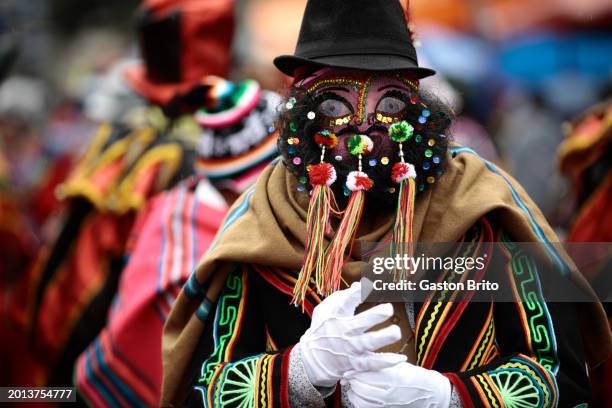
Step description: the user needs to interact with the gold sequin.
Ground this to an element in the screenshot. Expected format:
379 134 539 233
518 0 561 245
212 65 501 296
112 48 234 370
428 139 436 146
381 157 390 165
427 176 436 184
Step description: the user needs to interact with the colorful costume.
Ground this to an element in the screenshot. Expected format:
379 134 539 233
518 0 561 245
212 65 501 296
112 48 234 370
162 1 611 407
7 112 197 387
74 78 280 406
4 0 236 389
162 155 610 407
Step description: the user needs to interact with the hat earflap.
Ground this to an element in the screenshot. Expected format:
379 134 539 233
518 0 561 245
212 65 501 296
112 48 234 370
389 120 417 281
293 130 338 306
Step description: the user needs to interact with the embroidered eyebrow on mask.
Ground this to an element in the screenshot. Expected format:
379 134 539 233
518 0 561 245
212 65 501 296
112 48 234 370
377 84 412 93
305 78 363 95
317 86 351 93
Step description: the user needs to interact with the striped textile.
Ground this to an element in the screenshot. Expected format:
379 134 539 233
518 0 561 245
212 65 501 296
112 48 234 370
75 178 228 407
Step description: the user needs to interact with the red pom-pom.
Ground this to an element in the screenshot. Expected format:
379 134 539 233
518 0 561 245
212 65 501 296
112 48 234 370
309 163 337 186
391 162 416 184
313 131 338 148
346 171 374 191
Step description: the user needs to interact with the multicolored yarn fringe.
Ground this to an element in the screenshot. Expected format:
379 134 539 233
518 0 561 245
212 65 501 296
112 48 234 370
389 121 417 281
293 130 339 305
391 163 417 280
293 163 336 305
322 181 367 295
321 135 373 296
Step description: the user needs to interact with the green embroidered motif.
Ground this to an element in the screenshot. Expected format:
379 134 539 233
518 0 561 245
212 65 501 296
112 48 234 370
214 356 259 408
489 370 541 408
200 271 244 385
501 234 559 374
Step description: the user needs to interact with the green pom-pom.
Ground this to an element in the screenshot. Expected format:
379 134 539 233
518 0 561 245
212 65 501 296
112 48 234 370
389 121 414 143
347 134 373 156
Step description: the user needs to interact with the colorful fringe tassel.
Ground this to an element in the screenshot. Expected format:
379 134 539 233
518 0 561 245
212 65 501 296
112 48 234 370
293 162 336 306
392 176 416 280
293 184 332 304
322 189 366 295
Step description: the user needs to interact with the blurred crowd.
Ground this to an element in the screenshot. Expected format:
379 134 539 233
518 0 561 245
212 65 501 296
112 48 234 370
1 0 611 241
0 0 610 402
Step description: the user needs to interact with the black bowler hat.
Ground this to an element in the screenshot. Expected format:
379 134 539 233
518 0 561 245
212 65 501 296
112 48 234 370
274 0 435 78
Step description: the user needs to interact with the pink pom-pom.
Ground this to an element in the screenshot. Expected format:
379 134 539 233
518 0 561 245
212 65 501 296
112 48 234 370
346 171 374 192
391 162 416 184
309 163 337 186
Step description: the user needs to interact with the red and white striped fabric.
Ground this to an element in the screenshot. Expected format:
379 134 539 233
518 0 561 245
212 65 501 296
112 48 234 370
75 177 228 407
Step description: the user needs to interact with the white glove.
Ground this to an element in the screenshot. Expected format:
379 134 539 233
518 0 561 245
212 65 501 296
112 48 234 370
344 362 451 407
299 282 406 388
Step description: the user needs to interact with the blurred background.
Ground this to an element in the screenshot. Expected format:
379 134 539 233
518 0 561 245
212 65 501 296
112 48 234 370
0 0 611 238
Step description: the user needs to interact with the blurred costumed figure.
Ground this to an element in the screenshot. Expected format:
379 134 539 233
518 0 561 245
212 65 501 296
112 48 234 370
559 101 612 244
5 0 279 397
72 1 280 405
558 101 612 328
161 1 611 407
0 32 40 386
557 103 612 405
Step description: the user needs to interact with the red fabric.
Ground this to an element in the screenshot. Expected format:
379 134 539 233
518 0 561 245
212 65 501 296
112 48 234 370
124 0 235 105
567 172 612 243
29 153 74 226
75 180 227 406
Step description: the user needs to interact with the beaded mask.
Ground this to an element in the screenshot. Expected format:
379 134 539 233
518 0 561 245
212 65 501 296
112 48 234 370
280 68 450 305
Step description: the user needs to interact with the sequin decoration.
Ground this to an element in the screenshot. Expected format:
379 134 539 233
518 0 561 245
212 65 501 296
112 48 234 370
335 155 343 161
418 116 426 124
290 122 297 133
297 185 307 192
299 176 308 184
427 176 436 184
427 139 436 146
381 157 390 165
307 111 316 120
288 147 296 155
432 156 441 164
424 149 433 158
388 187 396 193
422 109 430 117
422 162 431 170
368 159 377 167
415 135 422 143
343 185 351 196
293 157 302 165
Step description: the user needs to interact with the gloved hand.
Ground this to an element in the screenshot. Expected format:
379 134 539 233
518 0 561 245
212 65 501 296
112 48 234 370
298 281 406 388
344 362 451 407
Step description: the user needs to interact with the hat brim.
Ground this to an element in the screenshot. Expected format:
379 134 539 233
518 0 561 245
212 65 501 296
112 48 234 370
123 63 200 106
273 54 436 79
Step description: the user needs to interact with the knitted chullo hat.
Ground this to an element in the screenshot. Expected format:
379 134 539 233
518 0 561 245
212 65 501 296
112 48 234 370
193 76 281 182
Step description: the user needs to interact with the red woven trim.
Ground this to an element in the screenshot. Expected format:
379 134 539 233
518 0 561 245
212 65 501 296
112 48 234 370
443 373 474 408
279 345 294 408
